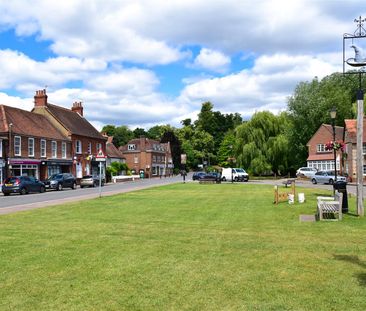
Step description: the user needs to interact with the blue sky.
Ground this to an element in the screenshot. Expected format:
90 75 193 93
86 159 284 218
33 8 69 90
0 0 365 130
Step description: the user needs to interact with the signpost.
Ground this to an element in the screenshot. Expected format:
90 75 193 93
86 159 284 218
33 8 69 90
96 148 106 198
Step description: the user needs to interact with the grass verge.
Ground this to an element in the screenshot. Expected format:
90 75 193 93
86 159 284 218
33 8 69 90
0 183 365 310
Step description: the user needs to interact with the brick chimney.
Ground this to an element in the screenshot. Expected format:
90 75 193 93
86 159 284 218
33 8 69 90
71 101 83 116
34 89 48 107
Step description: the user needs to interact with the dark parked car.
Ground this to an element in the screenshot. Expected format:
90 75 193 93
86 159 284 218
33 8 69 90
2 176 46 196
199 172 221 182
192 171 206 180
43 173 77 190
80 175 105 188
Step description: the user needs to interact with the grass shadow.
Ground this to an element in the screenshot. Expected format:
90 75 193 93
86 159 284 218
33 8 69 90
334 255 366 287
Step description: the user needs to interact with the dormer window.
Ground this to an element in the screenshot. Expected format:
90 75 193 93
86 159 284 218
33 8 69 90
128 144 136 150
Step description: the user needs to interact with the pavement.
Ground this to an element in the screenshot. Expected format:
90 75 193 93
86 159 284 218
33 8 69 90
0 175 363 216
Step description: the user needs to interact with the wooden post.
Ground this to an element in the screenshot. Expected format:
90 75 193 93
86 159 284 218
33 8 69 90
356 89 364 216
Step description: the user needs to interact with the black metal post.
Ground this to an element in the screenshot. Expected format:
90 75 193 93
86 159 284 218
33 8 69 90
332 119 337 183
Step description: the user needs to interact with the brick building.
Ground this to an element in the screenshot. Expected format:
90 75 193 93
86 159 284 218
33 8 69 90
106 136 125 167
32 89 107 180
306 123 344 172
120 137 173 177
0 105 72 181
343 118 366 181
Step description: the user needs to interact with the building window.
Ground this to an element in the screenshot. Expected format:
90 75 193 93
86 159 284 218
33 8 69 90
52 141 57 158
128 144 136 150
363 143 366 154
62 142 67 158
76 140 82 154
41 139 46 157
317 144 327 153
14 136 21 156
0 139 2 157
96 143 102 153
88 142 92 154
134 156 138 164
28 138 35 157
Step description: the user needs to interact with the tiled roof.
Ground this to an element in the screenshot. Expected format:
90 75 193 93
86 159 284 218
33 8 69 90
107 141 124 159
307 124 344 146
0 105 68 140
45 103 105 140
307 153 334 161
344 118 366 143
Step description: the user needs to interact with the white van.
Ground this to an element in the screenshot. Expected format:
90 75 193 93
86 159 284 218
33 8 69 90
221 168 249 182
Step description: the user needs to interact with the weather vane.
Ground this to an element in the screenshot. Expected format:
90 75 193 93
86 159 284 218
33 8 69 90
343 16 366 74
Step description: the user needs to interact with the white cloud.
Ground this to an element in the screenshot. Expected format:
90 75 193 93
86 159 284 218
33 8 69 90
193 48 230 73
0 0 364 129
180 53 340 116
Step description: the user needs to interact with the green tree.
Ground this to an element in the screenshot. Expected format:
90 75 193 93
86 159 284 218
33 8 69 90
287 73 361 168
236 111 290 176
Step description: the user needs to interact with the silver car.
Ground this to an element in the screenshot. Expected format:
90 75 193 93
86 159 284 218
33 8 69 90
311 171 347 185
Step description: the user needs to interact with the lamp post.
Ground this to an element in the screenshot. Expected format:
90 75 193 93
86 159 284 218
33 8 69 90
330 107 337 183
229 145 234 183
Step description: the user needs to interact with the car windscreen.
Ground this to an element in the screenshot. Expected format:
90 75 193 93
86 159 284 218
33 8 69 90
235 169 245 173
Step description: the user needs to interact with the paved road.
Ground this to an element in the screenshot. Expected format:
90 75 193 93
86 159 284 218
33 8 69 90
0 174 188 215
0 175 362 215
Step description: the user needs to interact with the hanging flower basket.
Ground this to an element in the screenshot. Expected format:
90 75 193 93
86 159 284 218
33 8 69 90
325 140 345 152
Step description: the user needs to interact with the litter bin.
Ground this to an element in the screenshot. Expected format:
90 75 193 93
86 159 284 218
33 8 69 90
139 170 145 179
333 181 348 213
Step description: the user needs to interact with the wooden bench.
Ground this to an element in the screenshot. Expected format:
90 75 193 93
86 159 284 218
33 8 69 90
317 192 343 221
282 179 295 187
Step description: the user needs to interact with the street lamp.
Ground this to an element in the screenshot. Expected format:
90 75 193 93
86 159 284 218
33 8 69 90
330 106 337 183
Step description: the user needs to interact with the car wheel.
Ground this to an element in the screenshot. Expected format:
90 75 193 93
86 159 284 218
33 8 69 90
311 178 317 184
4 193 9 196
80 185 84 189
93 181 97 187
71 182 76 190
57 183 63 191
40 186 45 193
329 179 334 185
20 188 27 195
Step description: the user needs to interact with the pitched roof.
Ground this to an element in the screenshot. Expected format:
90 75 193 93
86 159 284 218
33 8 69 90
106 137 124 159
43 103 105 140
307 124 344 146
343 118 366 143
0 105 68 140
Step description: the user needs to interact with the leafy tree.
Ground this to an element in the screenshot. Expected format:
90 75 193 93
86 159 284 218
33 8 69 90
133 127 148 138
236 111 290 176
113 126 134 147
161 130 182 171
287 72 361 168
217 131 236 167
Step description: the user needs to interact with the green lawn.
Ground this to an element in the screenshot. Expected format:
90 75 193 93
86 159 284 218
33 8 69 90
0 183 365 311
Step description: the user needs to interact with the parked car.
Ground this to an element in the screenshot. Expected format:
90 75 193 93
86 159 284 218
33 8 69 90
80 175 105 188
311 171 347 185
221 168 249 182
198 172 221 182
2 176 46 196
43 173 77 190
192 172 206 181
296 167 317 178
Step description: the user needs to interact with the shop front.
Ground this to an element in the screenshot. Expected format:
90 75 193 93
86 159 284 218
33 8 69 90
40 159 73 180
9 159 41 179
